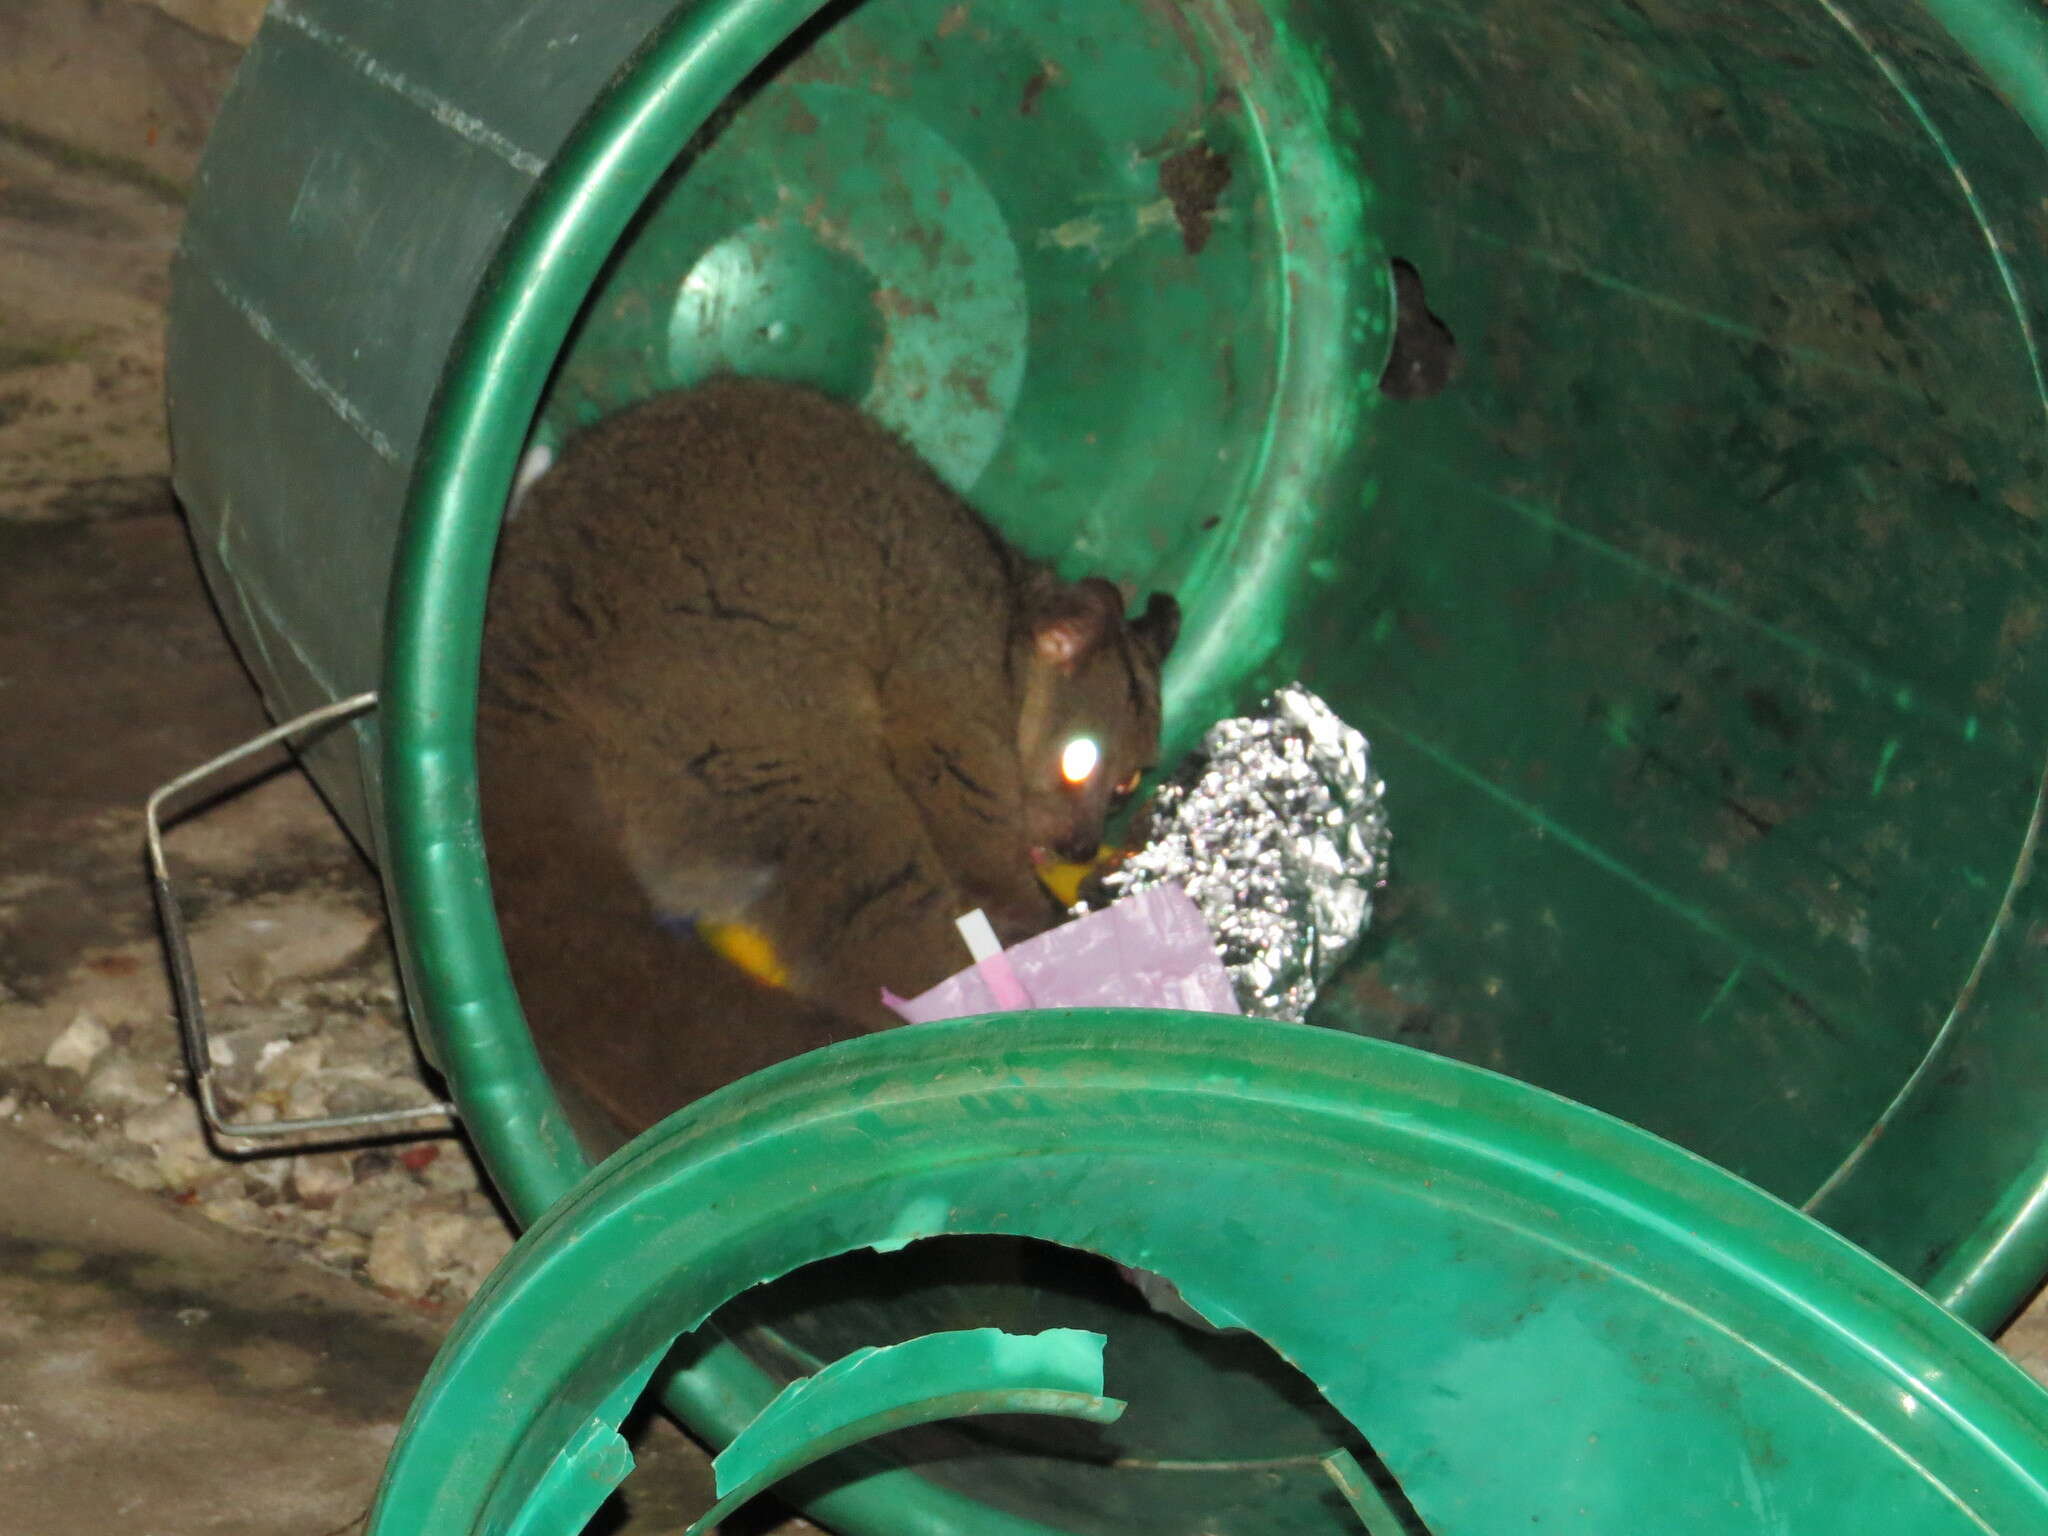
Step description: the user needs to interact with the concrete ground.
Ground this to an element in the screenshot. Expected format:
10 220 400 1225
0 1124 438 1536
0 1123 761 1536
0 1 2042 1533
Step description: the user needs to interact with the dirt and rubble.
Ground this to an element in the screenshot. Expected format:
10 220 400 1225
0 4 804 1530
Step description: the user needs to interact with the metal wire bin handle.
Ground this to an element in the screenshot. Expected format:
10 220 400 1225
144 691 458 1146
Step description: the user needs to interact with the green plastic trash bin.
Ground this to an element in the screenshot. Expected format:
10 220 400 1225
366 1014 2048 1535
167 0 2048 1527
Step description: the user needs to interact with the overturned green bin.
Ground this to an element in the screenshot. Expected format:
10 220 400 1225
169 0 2048 1529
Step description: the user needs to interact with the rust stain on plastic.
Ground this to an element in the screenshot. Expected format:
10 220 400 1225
1158 141 1231 255
1019 60 1063 116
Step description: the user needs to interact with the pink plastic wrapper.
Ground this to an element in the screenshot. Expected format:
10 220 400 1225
882 883 1240 1024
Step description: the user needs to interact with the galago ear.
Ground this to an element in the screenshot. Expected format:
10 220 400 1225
1131 592 1181 663
1028 577 1124 673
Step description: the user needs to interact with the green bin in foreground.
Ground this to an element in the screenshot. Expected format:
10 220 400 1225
368 1015 2048 1535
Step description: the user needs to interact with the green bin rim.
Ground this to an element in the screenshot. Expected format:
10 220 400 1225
379 0 2048 1354
367 1012 2048 1535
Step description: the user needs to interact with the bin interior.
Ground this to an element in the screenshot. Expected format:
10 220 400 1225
465 0 2048 1524
519 0 2048 1269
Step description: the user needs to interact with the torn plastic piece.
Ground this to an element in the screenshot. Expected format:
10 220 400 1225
505 1340 675 1536
685 1329 1126 1536
886 884 1239 1024
1322 1448 1422 1535
863 1194 952 1254
1114 1264 1244 1333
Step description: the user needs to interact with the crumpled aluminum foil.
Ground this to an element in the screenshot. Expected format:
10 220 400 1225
1087 684 1391 1021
